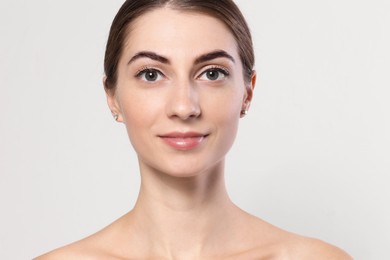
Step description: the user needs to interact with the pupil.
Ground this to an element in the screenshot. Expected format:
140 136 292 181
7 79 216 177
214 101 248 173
207 70 218 80
146 71 157 81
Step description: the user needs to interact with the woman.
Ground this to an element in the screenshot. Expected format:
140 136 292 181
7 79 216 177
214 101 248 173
37 0 351 259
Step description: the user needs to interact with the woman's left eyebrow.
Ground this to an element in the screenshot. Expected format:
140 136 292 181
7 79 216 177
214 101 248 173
194 50 235 65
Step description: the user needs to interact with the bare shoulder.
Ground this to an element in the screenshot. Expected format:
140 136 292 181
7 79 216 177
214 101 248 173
33 213 142 260
34 214 136 260
239 231 353 260
33 229 122 260
34 249 78 260
33 239 102 260
283 235 352 260
235 214 352 260
34 245 87 260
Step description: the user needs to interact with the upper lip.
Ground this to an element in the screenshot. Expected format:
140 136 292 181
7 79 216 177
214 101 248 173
158 132 208 138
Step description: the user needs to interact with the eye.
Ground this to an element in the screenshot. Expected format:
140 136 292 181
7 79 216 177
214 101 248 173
136 68 164 82
198 67 229 81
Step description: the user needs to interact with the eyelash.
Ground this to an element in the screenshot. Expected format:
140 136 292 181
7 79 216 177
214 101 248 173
134 65 230 81
135 67 164 79
199 66 230 78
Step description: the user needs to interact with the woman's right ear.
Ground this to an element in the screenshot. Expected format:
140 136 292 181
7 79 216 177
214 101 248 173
103 76 122 122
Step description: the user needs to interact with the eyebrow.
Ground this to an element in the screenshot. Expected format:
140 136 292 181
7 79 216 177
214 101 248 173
128 51 169 65
194 50 235 64
127 50 235 65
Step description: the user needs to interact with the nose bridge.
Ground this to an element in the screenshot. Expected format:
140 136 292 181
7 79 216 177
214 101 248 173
167 77 200 119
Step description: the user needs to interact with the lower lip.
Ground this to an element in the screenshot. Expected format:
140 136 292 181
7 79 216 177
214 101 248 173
160 136 206 150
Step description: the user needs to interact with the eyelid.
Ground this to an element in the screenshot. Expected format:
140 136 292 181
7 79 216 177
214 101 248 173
133 67 166 84
135 66 165 78
197 65 230 79
133 65 230 81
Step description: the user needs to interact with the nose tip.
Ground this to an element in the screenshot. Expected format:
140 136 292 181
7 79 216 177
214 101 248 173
167 82 201 120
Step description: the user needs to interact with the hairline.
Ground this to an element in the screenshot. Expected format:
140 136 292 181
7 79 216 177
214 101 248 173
121 6 243 71
105 0 254 90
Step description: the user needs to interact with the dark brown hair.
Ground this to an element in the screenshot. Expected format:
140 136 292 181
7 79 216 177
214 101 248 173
104 0 254 90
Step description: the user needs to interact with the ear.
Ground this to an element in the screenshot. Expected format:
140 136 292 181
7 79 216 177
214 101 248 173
242 70 257 113
103 76 123 122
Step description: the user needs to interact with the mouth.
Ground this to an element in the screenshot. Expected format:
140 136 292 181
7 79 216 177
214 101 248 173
158 132 209 151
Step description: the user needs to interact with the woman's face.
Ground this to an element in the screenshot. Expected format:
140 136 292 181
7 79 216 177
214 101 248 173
107 8 254 177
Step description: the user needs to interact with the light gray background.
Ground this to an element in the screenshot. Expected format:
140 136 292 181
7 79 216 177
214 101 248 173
1 0 389 259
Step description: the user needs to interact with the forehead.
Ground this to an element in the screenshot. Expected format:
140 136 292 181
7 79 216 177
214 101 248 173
122 8 239 61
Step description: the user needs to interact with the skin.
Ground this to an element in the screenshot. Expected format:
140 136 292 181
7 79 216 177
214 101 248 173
35 8 352 260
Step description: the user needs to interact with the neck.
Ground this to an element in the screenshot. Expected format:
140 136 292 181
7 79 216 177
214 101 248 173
128 160 240 258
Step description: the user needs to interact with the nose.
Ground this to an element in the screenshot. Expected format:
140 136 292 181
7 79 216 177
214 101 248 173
166 80 201 120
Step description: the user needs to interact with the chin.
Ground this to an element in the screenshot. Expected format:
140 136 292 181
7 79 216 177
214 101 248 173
162 157 224 179
157 165 208 178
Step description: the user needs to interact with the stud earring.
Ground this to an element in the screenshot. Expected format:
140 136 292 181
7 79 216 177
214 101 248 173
113 114 119 121
240 110 248 117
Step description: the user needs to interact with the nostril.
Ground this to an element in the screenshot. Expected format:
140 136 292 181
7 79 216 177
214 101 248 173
170 105 201 120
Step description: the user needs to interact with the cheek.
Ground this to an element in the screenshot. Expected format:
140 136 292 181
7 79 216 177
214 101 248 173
206 96 241 160
203 88 243 144
204 86 244 122
120 96 144 125
117 91 162 145
119 88 161 122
